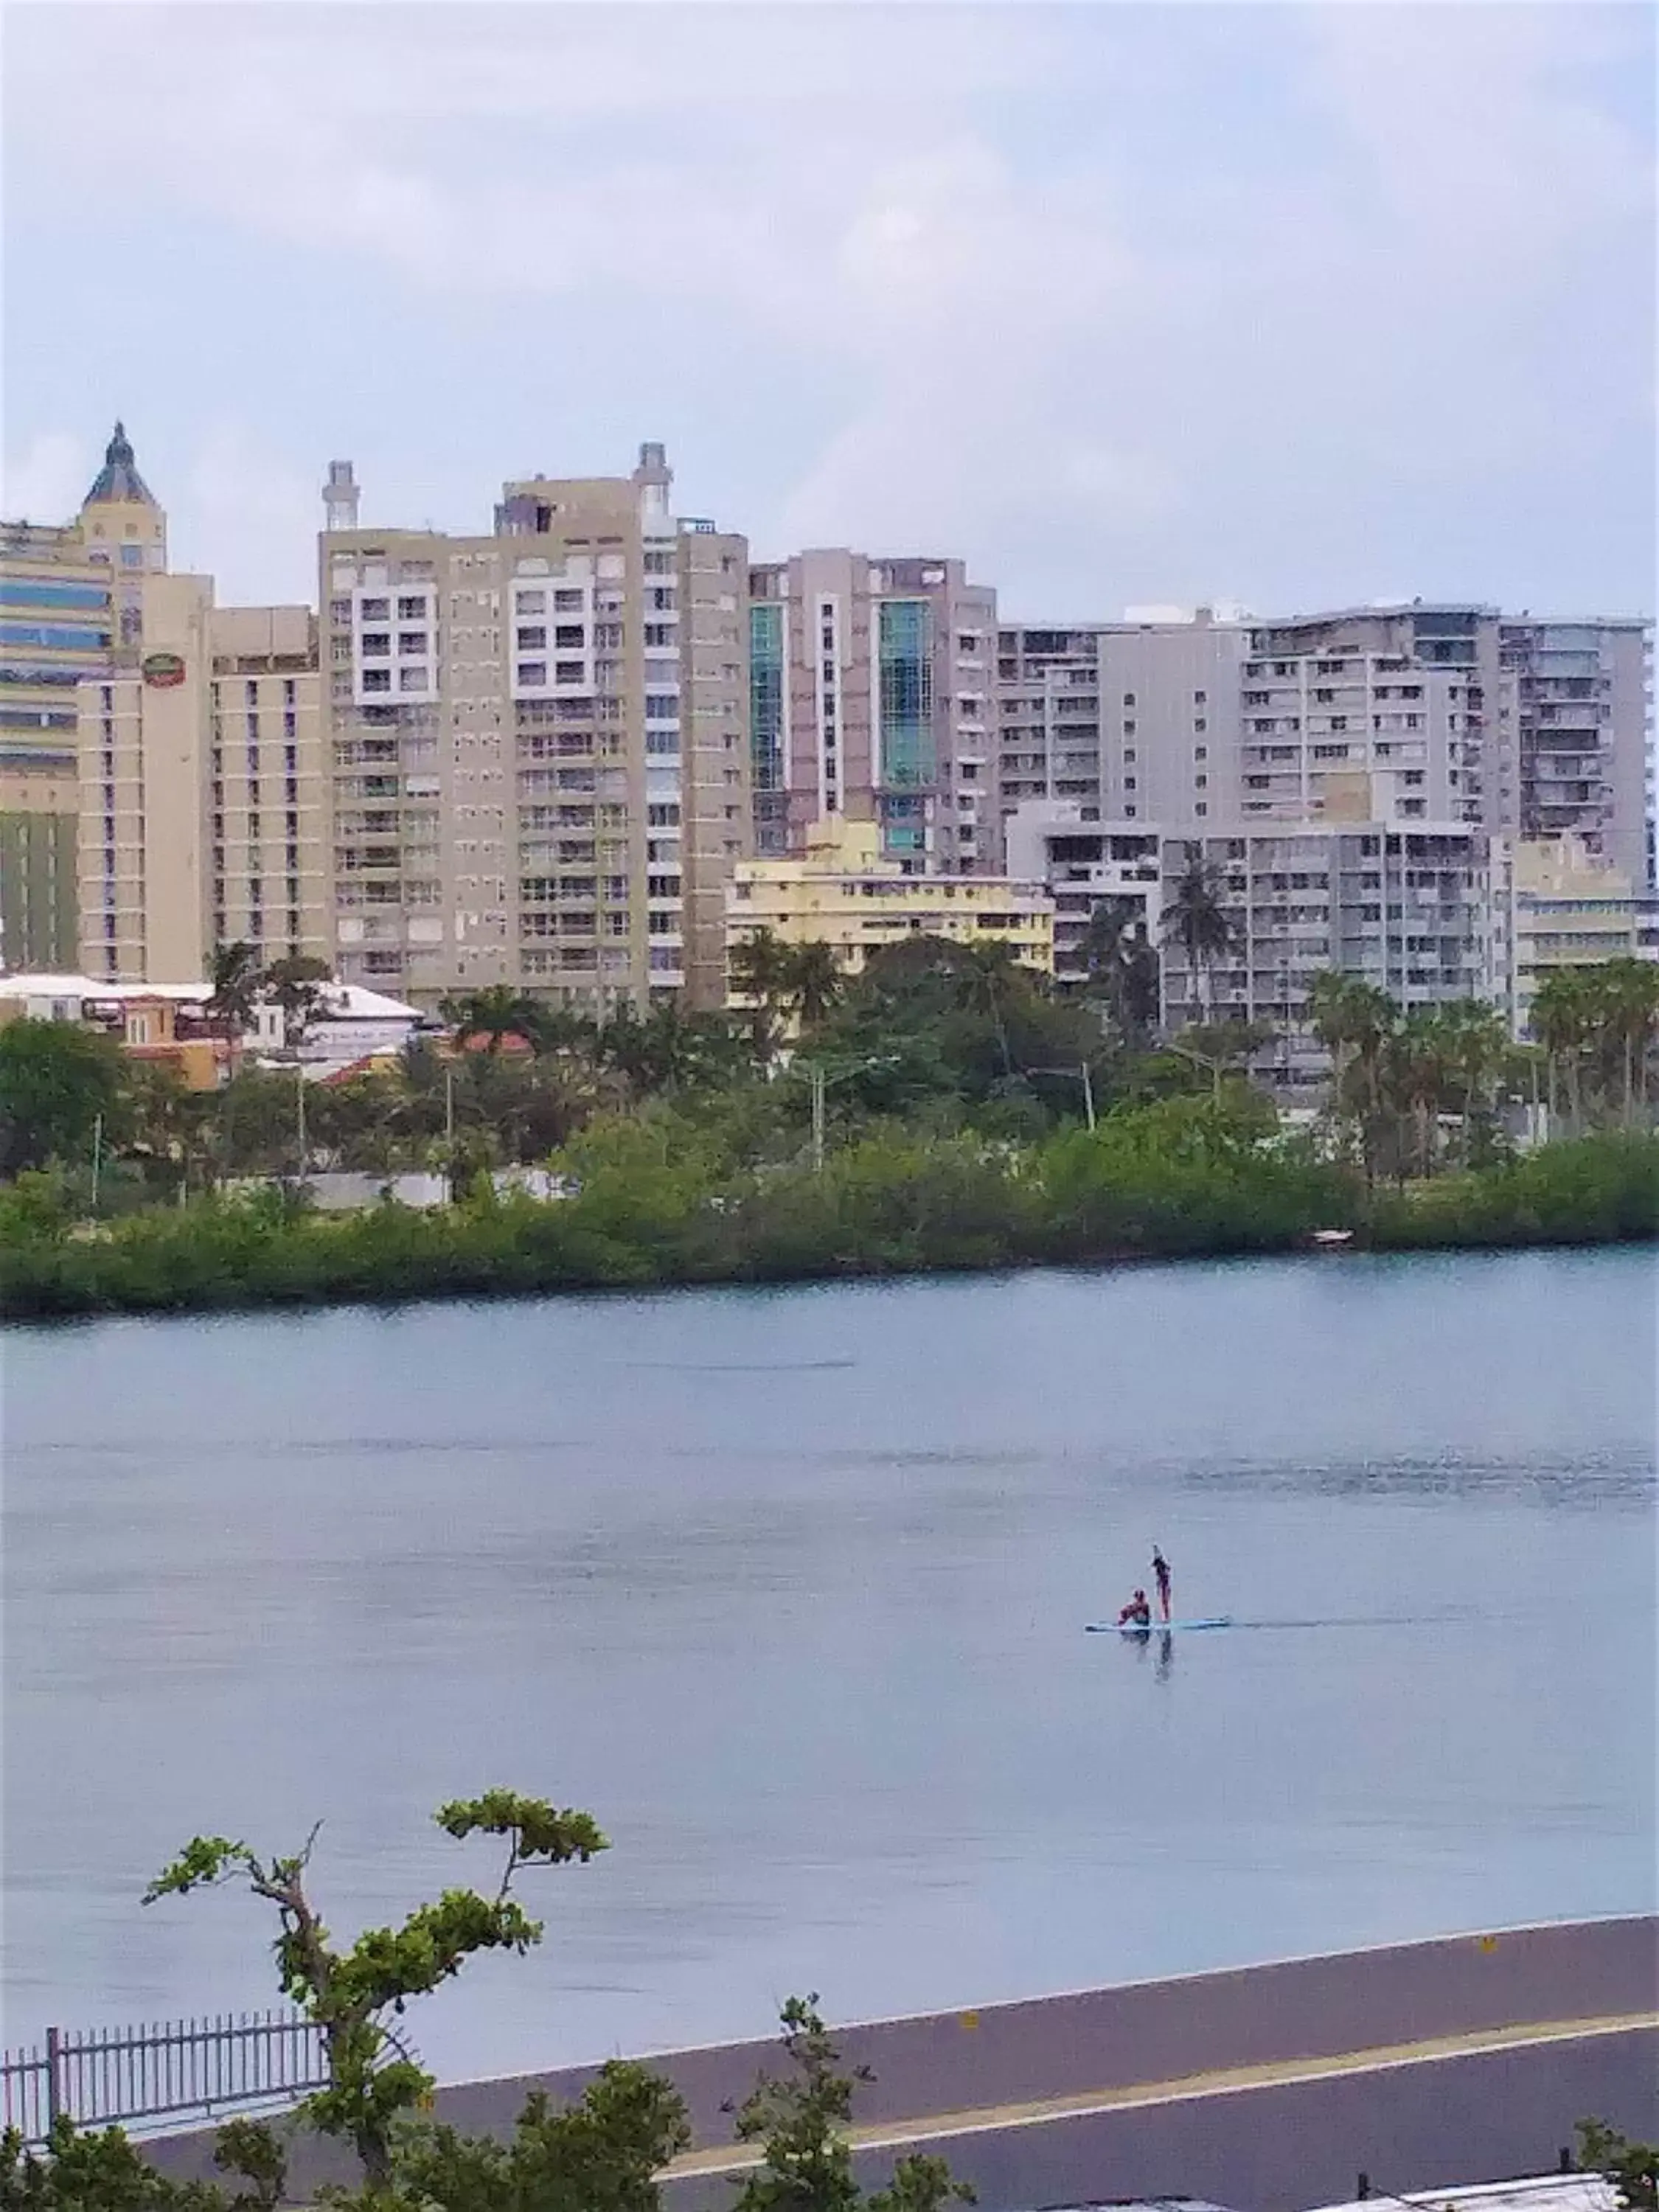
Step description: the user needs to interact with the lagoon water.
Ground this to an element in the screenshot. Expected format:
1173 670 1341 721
3 1248 1655 2079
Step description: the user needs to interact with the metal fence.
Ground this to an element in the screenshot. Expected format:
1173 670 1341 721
1 2011 328 2147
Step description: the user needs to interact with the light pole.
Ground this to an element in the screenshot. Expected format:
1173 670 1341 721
799 1054 901 1171
1029 1062 1097 1130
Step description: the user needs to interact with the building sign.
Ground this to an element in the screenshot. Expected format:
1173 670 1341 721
142 651 186 688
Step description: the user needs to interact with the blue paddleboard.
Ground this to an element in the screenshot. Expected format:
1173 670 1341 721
1085 1617 1233 1635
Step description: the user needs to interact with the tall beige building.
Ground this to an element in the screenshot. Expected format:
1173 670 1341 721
1 424 169 970
77 580 329 984
319 444 748 1009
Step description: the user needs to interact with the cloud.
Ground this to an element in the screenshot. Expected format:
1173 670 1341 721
1 432 91 529
3 3 1652 616
180 424 322 607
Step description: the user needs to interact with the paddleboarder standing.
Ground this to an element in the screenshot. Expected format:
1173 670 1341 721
1152 1546 1172 1624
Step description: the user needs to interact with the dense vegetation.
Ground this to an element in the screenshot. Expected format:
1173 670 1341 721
1 936 1654 1322
3 1792 969 2212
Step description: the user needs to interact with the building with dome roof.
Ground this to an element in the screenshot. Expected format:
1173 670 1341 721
1 421 172 968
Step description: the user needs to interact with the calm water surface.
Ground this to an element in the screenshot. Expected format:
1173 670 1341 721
3 1249 1655 2077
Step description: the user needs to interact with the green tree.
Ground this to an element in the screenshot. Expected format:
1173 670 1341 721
1531 967 1594 1134
439 988 543 1058
1159 844 1236 1023
1077 899 1160 1048
0 2115 227 2210
729 1997 971 2212
728 928 799 1060
144 1792 608 2188
1164 1018 1273 1104
262 954 333 1052
0 1018 126 1179
1306 970 1398 1182
392 2064 690 2212
787 942 846 1034
1578 2119 1659 2211
206 942 266 1054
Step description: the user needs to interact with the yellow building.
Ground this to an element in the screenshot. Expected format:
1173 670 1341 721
725 815 1054 1001
1 425 170 972
1513 834 1644 1037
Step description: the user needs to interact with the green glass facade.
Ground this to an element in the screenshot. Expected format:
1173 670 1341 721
877 600 933 790
0 807 78 971
749 602 785 792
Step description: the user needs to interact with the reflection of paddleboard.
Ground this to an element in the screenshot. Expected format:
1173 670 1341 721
1085 1617 1234 1635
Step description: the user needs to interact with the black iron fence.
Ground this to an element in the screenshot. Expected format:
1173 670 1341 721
1 2011 327 2146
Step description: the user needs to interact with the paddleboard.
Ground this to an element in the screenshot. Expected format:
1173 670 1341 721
1085 1617 1233 1635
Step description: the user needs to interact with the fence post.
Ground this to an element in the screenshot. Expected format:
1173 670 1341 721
44 2028 63 2130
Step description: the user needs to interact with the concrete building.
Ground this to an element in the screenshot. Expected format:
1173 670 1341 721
726 815 1053 996
1004 801 1162 989
1 425 170 970
1498 617 1652 887
77 583 328 984
995 611 1250 851
1158 821 1512 1093
1246 605 1655 886
321 444 748 1011
748 552 997 874
1510 833 1646 1039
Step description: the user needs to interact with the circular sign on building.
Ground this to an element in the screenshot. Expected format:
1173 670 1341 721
142 651 187 688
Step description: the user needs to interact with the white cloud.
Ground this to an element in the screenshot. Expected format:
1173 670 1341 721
0 432 91 528
4 3 1652 615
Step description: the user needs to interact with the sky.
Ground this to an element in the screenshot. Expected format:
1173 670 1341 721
2 1 1655 621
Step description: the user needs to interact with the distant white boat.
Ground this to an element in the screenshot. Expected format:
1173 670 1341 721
1309 1228 1355 1249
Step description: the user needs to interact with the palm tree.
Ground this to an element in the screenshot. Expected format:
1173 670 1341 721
1159 844 1236 1023
1601 957 1659 1125
786 941 845 1034
1433 998 1510 1161
205 941 265 1060
1383 1006 1456 1180
439 986 540 1057
1079 898 1160 1048
727 926 798 1060
1306 971 1398 1174
1531 969 1593 1135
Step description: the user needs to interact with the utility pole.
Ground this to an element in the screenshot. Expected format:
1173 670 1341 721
1079 1059 1096 1132
90 1113 104 1214
296 1065 307 1180
810 1063 826 1174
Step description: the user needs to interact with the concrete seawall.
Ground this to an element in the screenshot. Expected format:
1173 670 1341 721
142 1915 1659 2207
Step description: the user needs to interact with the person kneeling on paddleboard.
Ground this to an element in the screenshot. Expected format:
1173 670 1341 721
1118 1588 1152 1628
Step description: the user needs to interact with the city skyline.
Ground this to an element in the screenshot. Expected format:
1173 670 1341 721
3 4 1654 620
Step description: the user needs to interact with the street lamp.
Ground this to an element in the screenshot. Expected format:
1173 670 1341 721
1027 1062 1097 1130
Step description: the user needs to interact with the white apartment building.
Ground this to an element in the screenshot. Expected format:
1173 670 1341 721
1159 823 1513 1092
1248 606 1654 887
995 610 1250 853
748 551 997 874
1004 801 1162 989
320 445 749 1010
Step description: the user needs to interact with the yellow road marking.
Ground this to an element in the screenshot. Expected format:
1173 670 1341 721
664 2011 1659 2177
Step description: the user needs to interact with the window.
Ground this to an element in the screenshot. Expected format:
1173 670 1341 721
397 596 427 619
361 597 389 620
1194 717 1207 733
643 553 674 577
554 625 585 649
644 622 675 647
515 590 546 616
517 627 547 651
362 669 392 693
1195 773 1208 789
361 633 391 657
1121 692 1135 707
398 632 428 655
1194 690 1207 705
554 588 585 612
119 543 144 568
518 661 547 687
1194 744 1208 759
555 661 585 683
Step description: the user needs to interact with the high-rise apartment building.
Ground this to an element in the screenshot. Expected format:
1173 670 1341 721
319 445 748 1010
995 611 1249 853
748 552 997 874
1246 606 1654 887
1158 822 1512 1090
1496 618 1652 888
77 582 328 984
1 424 169 970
